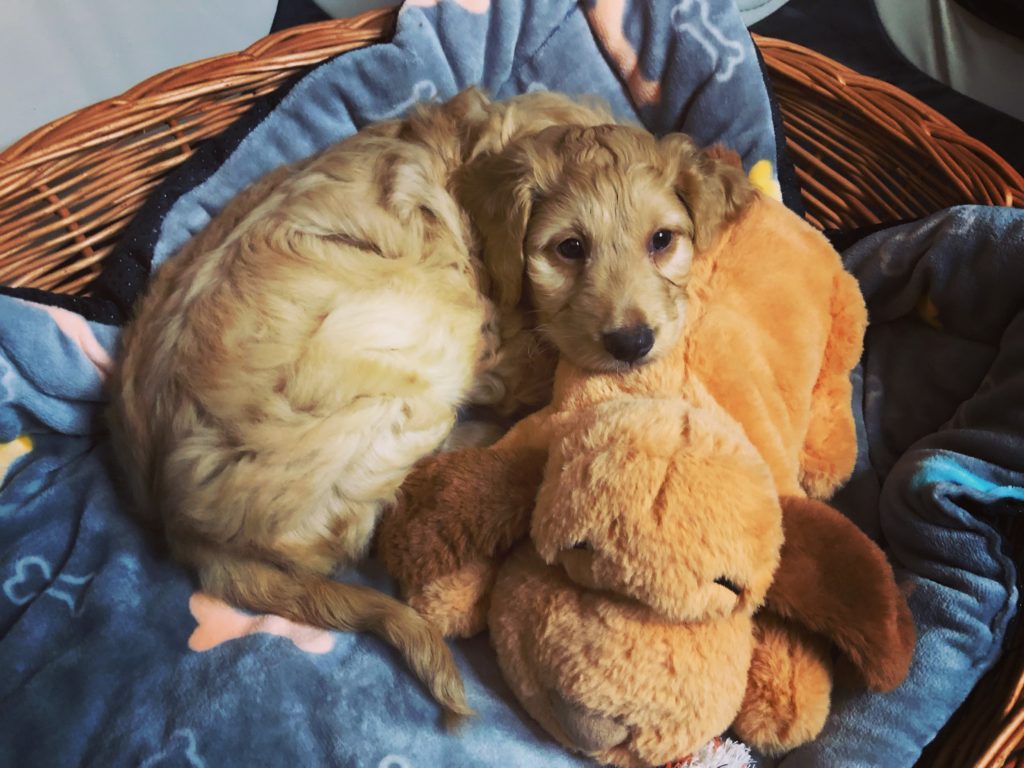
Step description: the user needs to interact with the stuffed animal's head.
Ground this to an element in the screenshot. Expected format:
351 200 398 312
456 124 753 372
530 391 783 623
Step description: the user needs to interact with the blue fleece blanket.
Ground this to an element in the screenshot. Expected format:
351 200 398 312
0 1 1019 767
779 206 1024 768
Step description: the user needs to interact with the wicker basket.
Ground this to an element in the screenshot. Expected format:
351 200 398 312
0 9 1020 767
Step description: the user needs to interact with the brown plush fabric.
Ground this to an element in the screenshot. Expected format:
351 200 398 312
376 440 548 636
490 545 756 768
766 496 916 692
684 194 865 499
733 613 833 756
378 192 914 765
531 390 782 624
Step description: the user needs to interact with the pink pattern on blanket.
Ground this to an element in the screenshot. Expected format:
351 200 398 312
187 592 336 655
406 0 491 13
36 303 113 378
584 0 662 106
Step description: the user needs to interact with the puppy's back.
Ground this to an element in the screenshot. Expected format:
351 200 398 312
108 116 486 722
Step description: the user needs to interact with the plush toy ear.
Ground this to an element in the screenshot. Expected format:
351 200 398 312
798 268 868 499
455 126 568 309
660 133 755 253
764 496 916 692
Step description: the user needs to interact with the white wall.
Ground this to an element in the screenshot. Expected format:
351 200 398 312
874 0 1024 121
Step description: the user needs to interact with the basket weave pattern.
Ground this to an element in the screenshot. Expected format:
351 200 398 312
751 34 1023 231
0 9 394 295
0 10 1020 768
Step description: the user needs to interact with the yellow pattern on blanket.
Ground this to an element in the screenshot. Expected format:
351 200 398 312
0 435 32 484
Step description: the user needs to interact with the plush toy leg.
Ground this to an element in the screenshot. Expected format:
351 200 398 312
408 559 497 638
548 692 630 754
376 442 548 637
732 612 833 756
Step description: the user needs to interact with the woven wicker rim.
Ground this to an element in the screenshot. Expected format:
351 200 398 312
0 11 1021 768
750 34 1023 231
1 14 1022 295
0 8 395 295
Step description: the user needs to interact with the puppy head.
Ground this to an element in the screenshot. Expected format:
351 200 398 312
458 124 754 372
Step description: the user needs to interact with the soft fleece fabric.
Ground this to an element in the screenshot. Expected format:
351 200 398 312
782 205 1024 766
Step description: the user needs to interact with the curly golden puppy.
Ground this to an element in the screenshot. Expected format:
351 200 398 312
456 124 754 376
107 88 613 724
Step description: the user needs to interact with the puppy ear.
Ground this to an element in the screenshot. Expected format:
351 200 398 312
660 134 755 252
764 496 916 692
702 143 743 169
456 127 566 309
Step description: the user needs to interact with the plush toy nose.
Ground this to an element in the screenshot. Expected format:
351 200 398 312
602 324 654 363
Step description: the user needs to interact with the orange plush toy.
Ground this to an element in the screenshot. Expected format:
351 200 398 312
377 192 915 766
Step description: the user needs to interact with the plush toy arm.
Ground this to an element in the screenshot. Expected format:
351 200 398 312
799 269 868 499
765 496 915 692
376 441 548 637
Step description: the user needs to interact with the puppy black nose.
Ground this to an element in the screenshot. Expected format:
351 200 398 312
602 325 654 363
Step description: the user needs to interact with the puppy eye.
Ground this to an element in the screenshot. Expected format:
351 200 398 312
650 229 673 253
556 238 586 261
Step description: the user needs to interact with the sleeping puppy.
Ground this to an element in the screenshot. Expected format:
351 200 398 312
457 124 754 391
107 88 613 725
109 86 752 723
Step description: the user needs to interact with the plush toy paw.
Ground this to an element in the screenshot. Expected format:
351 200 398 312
490 545 755 768
377 443 547 636
407 559 497 638
733 613 832 755
548 692 629 754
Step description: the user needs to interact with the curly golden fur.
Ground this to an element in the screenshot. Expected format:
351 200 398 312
107 88 613 723
455 123 753 375
108 88 751 723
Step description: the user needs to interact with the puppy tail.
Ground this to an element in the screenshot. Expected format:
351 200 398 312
200 553 474 726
